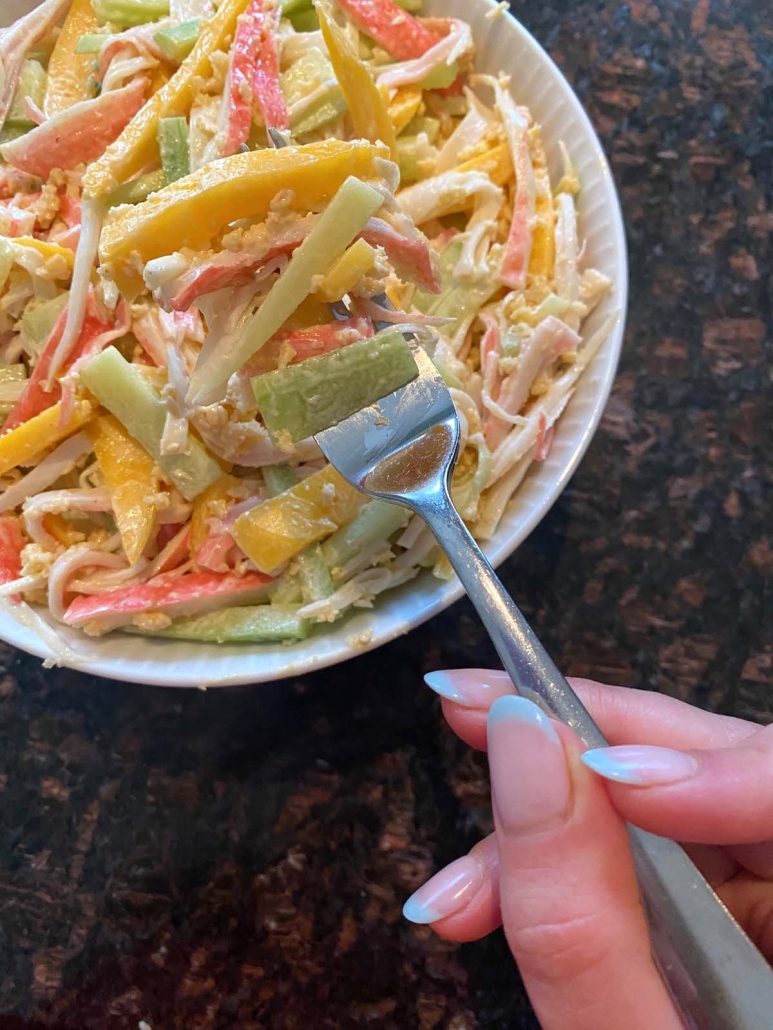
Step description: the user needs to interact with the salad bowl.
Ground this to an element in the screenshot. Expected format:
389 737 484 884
0 0 627 686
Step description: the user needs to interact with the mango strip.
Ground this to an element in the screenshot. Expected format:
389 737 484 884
317 0 397 162
87 415 158 566
232 465 365 574
99 138 389 296
0 401 92 476
83 0 253 197
43 0 98 118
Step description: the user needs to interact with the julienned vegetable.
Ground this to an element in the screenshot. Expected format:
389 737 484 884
252 329 418 444
188 173 385 398
0 0 612 648
79 347 221 501
99 139 390 295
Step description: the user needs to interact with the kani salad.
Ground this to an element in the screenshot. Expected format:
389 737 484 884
0 0 612 649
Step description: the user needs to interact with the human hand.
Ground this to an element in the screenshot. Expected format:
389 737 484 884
402 671 773 1030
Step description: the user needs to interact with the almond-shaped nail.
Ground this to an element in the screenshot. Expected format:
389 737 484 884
423 668 513 708
581 745 700 786
403 853 482 925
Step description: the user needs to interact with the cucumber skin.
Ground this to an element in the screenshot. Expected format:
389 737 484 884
126 605 310 642
252 329 418 444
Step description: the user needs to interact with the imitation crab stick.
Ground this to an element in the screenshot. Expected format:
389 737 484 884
0 516 25 586
225 0 288 155
335 0 441 61
99 139 390 296
63 569 275 634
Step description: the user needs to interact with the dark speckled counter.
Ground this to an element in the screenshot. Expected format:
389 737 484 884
1 0 772 1026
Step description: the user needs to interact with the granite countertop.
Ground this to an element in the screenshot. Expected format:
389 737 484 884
1 0 771 1026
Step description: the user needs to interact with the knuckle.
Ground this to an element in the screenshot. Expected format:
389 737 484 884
507 908 616 989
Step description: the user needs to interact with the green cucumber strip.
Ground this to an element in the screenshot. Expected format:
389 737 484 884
262 463 298 497
105 169 165 207
158 116 190 185
420 60 458 91
6 61 47 129
413 236 498 322
293 90 346 134
321 499 409 573
280 0 313 15
126 604 310 642
0 126 26 145
75 33 111 53
20 293 69 349
252 329 418 444
80 346 221 501
290 7 320 31
91 0 170 28
295 543 333 603
397 133 434 184
0 238 14 294
270 573 303 606
394 0 422 10
153 20 200 62
189 175 385 399
402 115 439 142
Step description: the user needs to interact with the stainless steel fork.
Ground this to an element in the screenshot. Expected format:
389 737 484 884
316 340 773 1029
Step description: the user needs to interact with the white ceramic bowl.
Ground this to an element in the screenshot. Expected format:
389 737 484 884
0 0 627 686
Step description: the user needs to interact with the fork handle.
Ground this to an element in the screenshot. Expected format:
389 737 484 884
418 490 773 1030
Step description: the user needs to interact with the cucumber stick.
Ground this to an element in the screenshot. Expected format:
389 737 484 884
75 34 111 53
153 20 200 62
321 500 409 573
91 0 170 28
252 329 418 443
127 604 310 643
158 117 190 185
80 346 221 501
6 61 47 129
20 293 68 349
105 169 165 208
188 176 384 399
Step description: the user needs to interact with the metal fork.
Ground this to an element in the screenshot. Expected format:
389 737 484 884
264 126 773 1022
316 341 773 1029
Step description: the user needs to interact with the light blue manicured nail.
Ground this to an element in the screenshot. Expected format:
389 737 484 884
402 895 440 925
581 745 699 786
487 694 560 743
424 670 464 703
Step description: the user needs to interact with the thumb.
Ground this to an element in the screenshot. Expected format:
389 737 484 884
581 722 773 844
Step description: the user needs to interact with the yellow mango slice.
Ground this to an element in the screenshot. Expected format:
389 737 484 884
83 0 253 197
43 0 98 118
528 128 555 282
315 238 377 302
232 465 365 575
190 472 239 556
42 513 80 547
0 400 92 476
99 138 390 296
388 86 423 135
455 142 513 188
12 236 75 271
88 414 158 566
318 1 398 163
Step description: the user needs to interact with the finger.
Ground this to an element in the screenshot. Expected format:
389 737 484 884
424 670 756 753
402 833 502 943
581 722 773 844
717 873 773 960
487 695 680 1029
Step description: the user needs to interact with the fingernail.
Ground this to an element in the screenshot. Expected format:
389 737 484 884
402 854 482 925
424 668 512 708
487 695 570 832
581 745 700 786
